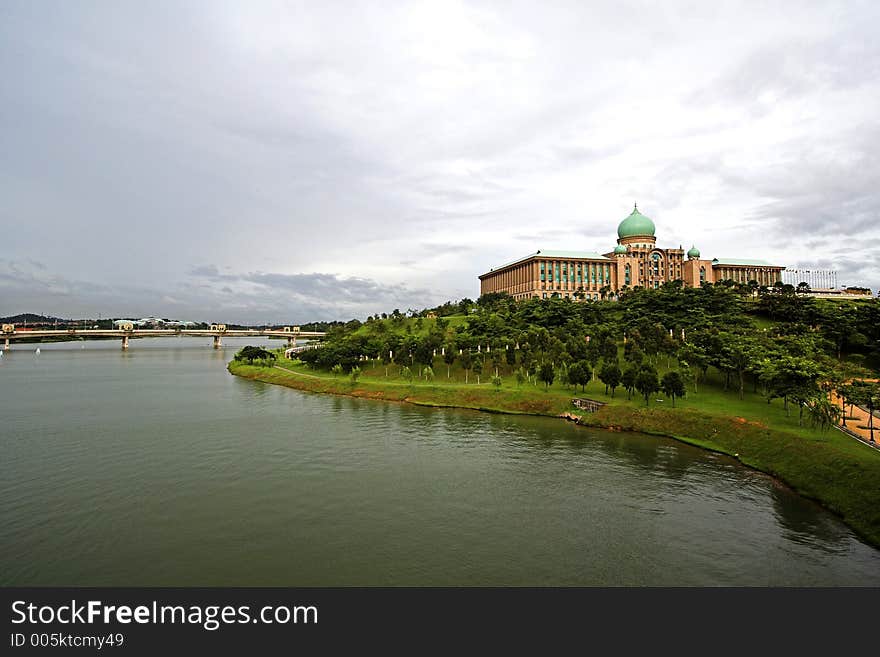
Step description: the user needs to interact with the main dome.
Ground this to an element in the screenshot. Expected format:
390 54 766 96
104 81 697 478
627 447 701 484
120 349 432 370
617 204 656 239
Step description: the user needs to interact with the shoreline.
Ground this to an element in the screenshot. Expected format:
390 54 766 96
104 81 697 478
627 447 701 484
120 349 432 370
229 360 880 549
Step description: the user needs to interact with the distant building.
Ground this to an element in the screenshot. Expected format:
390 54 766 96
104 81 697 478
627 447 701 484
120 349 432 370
479 204 786 300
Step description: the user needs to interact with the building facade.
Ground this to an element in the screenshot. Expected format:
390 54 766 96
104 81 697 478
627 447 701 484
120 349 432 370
479 204 785 300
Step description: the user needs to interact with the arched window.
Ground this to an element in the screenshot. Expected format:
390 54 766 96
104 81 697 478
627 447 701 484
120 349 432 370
700 266 706 284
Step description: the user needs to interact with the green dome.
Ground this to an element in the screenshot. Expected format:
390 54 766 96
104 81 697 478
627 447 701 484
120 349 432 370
617 204 656 239
613 244 628 254
687 245 700 259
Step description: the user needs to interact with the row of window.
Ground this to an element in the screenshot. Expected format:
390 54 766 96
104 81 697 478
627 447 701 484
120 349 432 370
539 261 612 284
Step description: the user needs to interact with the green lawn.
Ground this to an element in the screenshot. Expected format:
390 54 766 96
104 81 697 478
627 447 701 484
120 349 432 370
350 314 469 338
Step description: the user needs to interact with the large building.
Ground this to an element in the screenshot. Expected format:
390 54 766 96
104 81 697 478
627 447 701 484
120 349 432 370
479 204 786 300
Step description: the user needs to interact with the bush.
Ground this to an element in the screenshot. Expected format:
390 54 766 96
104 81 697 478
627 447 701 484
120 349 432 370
234 346 276 365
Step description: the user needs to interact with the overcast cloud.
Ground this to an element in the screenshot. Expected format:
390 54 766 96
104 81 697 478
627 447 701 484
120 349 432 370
1 1 877 323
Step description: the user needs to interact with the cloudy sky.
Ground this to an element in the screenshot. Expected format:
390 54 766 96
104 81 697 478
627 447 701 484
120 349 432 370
2 1 877 323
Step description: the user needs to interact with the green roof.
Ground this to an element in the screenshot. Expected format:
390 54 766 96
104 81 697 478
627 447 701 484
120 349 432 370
534 249 611 260
617 204 656 238
712 258 782 267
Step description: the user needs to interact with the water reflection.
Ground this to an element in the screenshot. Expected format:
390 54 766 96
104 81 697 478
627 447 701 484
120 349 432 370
1 340 878 586
769 483 851 551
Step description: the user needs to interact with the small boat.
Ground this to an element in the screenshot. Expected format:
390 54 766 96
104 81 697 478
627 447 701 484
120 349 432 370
35 348 41 355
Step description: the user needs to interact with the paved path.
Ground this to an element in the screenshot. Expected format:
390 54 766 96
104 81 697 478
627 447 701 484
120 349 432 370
831 380 879 450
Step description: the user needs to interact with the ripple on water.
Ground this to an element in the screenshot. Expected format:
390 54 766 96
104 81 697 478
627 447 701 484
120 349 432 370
1 342 879 585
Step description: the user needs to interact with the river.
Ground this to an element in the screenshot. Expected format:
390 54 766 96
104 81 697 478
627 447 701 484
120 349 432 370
1 338 878 585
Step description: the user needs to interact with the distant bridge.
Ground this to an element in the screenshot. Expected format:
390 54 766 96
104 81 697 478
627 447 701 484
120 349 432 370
1 324 325 350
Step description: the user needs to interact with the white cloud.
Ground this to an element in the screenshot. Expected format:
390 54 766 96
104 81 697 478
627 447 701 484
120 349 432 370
1 0 878 321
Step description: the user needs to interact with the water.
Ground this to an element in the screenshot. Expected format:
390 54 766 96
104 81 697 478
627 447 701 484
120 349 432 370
1 338 878 585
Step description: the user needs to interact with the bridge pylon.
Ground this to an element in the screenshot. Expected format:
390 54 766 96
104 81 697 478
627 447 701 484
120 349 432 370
213 335 222 349
121 335 129 350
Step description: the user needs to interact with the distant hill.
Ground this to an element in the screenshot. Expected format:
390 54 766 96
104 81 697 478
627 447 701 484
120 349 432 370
0 313 69 324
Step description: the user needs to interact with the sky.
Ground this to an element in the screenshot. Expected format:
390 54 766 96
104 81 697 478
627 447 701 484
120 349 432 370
1 0 878 323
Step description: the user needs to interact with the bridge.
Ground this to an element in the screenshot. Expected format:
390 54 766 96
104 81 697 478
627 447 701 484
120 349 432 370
1 324 326 350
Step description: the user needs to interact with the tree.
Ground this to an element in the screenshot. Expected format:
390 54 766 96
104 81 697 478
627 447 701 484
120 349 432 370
600 336 618 363
678 343 709 393
349 366 361 384
473 355 484 385
400 365 413 384
621 365 638 400
806 396 840 432
443 348 456 378
460 350 473 384
838 383 855 427
768 356 824 419
538 362 555 388
331 364 343 377
491 375 502 390
661 371 685 407
635 366 660 406
850 383 879 443
867 387 879 444
515 367 526 386
413 339 435 368
490 348 503 377
599 361 622 397
234 345 276 365
568 361 590 392
721 333 760 400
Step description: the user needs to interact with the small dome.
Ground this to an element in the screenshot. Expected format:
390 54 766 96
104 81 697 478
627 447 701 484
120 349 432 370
617 203 656 239
687 245 700 259
614 244 628 254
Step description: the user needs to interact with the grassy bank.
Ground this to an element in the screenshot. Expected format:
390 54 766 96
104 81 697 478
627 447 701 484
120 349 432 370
229 359 880 547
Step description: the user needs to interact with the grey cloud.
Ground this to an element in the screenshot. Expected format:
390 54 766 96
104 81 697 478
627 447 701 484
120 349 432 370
690 36 880 110
2 2 880 315
417 243 475 256
0 260 448 323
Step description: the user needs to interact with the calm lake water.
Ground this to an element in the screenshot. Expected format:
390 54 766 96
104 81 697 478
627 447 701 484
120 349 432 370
1 338 878 585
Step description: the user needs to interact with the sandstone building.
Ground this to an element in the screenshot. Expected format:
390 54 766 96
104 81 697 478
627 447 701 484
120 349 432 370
479 204 785 300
